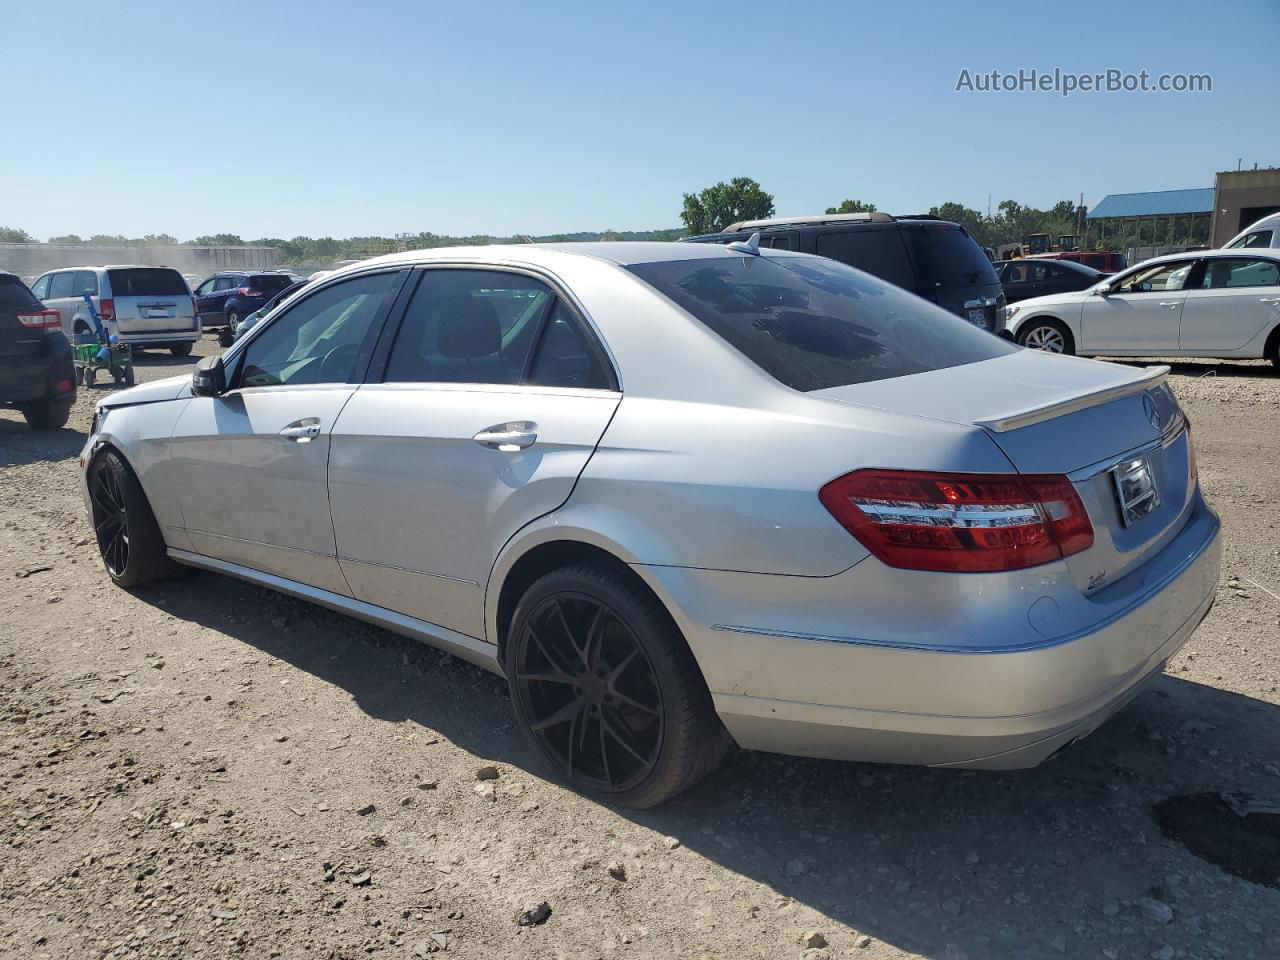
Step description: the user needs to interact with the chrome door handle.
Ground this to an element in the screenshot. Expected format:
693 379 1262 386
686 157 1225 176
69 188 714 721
473 421 537 451
1158 301 1181 308
280 417 321 442
1260 296 1280 303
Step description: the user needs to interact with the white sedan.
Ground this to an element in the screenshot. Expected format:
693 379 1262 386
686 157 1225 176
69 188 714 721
1006 249 1280 367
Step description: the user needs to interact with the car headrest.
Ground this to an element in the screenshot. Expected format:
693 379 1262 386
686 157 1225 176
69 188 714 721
438 295 501 358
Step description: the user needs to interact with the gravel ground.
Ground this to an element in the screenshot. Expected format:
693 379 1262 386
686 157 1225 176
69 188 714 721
2 338 1278 960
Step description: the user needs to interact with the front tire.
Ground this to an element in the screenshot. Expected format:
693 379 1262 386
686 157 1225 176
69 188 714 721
170 342 193 357
22 398 72 430
1018 318 1075 355
506 564 729 808
87 450 185 587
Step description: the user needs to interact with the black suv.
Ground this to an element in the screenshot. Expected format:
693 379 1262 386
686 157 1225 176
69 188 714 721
0 271 76 429
685 213 1007 334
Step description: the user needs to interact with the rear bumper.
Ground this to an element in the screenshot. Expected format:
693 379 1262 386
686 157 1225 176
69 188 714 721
0 333 75 405
116 328 200 346
641 496 1221 768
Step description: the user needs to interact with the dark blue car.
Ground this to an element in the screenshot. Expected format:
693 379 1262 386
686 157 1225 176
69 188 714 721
193 272 298 335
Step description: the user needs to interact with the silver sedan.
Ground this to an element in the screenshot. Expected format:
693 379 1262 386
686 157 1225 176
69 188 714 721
79 242 1221 807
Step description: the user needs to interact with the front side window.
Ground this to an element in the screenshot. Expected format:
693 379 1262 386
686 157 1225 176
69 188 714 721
1227 229 1274 249
627 254 1017 392
384 270 553 385
195 278 215 295
239 273 397 388
1200 257 1280 289
30 274 51 299
48 272 77 298
1114 261 1193 294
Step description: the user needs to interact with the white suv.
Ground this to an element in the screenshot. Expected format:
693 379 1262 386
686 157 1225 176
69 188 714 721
1225 212 1280 250
31 265 201 356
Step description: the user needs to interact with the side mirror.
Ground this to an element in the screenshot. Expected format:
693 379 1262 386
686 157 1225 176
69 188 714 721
192 355 226 397
1093 285 1111 296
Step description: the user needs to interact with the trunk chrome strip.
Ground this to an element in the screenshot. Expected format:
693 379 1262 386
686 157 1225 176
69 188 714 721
976 365 1169 433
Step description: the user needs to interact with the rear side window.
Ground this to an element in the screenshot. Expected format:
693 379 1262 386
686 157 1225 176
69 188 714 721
814 230 915 289
49 272 77 298
907 226 1000 287
626 255 1017 392
0 275 40 311
73 271 99 297
1200 258 1280 289
107 268 188 297
385 270 553 385
30 275 51 299
527 301 614 390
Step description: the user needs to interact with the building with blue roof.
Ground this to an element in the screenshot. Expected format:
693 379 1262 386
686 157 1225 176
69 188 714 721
1085 188 1213 247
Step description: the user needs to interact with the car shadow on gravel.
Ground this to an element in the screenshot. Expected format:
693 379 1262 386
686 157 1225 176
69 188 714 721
1101 357 1277 379
146 572 1280 959
0 417 86 465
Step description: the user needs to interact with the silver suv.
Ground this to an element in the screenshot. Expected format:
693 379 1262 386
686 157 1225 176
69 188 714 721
31 265 201 356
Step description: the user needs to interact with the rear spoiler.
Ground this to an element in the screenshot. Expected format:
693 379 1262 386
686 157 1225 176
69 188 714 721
976 365 1169 433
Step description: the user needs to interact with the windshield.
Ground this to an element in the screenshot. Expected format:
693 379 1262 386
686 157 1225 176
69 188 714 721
626 254 1016 392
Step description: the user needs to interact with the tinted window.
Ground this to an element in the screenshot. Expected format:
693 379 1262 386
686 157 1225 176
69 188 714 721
907 226 1000 287
239 273 396 387
195 277 216 294
0 275 40 312
213 275 243 292
385 270 552 385
73 270 99 297
49 272 77 298
527 301 614 390
1228 229 1274 249
814 230 914 288
1080 254 1104 269
1200 258 1280 289
30 275 51 299
626 255 1017 392
251 274 294 293
107 268 187 297
763 236 793 251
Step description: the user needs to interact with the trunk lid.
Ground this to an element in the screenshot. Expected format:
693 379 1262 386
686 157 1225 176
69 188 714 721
107 268 197 335
814 350 1194 593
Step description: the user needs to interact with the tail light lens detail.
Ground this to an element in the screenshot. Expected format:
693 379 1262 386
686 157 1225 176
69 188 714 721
15 308 61 329
819 469 1094 573
98 298 116 324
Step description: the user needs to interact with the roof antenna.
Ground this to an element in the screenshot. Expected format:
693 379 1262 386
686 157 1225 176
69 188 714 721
726 231 761 256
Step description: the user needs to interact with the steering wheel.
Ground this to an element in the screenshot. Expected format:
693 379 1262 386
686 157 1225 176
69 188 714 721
319 342 360 382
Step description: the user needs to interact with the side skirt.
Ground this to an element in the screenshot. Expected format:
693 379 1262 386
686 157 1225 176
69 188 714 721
168 548 504 677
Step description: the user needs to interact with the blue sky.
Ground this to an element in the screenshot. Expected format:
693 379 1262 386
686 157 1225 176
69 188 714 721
4 0 1277 240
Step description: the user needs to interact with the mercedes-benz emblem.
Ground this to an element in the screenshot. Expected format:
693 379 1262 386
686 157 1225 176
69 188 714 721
1142 392 1162 430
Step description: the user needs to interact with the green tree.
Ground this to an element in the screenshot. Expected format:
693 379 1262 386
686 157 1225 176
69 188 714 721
48 234 83 244
142 233 178 245
0 226 35 243
681 177 775 234
89 234 130 244
189 234 245 246
824 199 877 215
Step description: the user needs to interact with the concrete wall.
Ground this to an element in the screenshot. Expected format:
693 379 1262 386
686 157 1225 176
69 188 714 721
1211 169 1280 246
0 243 279 280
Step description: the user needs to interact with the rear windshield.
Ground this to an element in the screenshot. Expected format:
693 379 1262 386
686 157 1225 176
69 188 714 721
626 254 1016 392
107 268 189 297
252 274 295 293
907 226 999 287
0 274 40 312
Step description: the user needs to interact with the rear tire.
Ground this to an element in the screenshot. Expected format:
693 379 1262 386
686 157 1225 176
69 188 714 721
226 310 241 333
87 449 186 588
170 342 193 357
1267 330 1280 371
1018 318 1075 355
505 564 730 808
21 398 72 430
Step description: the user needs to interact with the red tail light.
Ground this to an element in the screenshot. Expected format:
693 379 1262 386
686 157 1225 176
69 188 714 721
239 286 262 298
16 308 61 329
98 298 116 324
819 469 1094 573
192 297 199 318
